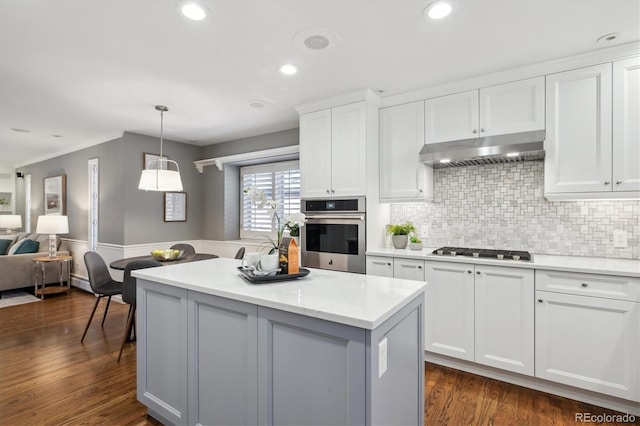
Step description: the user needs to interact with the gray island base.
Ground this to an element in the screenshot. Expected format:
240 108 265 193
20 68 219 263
133 258 425 426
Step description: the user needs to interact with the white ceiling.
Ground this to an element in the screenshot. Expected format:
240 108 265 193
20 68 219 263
0 0 638 168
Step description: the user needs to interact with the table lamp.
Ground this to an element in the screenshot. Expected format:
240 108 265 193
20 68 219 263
0 215 22 234
36 215 69 258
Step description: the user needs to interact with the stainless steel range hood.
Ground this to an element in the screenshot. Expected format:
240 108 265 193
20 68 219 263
419 130 545 168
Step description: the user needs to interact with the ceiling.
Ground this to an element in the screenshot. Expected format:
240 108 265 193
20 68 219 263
0 0 638 168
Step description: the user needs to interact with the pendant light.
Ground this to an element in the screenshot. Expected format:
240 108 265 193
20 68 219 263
138 105 183 191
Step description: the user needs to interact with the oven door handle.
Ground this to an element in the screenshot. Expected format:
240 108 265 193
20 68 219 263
304 214 365 220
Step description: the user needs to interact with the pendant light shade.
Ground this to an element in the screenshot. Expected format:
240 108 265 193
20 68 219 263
138 105 184 192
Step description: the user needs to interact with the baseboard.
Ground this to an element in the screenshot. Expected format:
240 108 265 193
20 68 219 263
425 351 640 416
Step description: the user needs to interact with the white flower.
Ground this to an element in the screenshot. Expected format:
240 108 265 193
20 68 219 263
284 212 306 228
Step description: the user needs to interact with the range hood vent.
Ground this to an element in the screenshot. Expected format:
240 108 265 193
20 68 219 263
419 130 545 168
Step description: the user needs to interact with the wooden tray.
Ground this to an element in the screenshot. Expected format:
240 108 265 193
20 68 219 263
237 266 310 284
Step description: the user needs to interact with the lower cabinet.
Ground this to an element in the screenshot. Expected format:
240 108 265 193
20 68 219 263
424 261 535 374
535 270 640 402
137 279 425 425
366 255 394 277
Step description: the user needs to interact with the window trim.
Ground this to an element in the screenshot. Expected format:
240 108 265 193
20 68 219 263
239 160 300 241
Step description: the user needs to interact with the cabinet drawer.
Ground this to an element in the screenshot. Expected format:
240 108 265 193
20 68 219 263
366 256 394 278
535 270 640 301
393 259 425 281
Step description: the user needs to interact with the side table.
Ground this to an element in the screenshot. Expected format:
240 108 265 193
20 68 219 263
33 255 73 299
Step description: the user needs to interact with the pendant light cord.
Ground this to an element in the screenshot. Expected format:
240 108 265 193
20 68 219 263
159 109 164 158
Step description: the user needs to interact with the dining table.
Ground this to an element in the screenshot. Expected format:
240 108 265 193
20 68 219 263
109 253 219 270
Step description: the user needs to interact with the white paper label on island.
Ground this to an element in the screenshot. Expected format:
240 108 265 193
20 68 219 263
378 337 388 378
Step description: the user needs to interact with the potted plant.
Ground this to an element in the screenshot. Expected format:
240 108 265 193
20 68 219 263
385 222 416 249
409 235 423 251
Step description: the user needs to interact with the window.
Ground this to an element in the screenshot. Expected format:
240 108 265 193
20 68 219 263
88 158 99 251
240 160 300 239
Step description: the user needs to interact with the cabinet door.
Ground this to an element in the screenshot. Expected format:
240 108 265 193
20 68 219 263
535 291 640 401
137 281 189 425
613 57 640 192
393 258 425 281
424 261 475 361
300 109 332 198
366 256 394 277
331 102 367 197
545 64 613 194
425 90 478 144
479 77 544 137
188 292 258 426
379 102 432 201
475 266 534 376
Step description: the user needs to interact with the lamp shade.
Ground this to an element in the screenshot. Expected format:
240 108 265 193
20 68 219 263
0 215 22 229
138 168 184 191
36 215 69 234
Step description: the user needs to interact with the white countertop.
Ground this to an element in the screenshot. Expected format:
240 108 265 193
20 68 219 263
366 247 640 278
133 258 426 330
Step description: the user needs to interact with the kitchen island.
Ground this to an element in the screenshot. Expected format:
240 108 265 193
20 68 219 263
132 258 426 426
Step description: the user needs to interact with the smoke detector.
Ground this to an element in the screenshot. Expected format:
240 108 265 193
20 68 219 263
293 29 342 53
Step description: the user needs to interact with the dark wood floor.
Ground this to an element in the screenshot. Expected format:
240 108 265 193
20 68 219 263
0 288 636 425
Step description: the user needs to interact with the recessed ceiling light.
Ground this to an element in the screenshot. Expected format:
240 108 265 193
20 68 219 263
424 1 453 20
279 64 299 75
179 1 208 21
506 152 519 157
293 29 342 54
597 32 621 44
11 128 30 133
440 159 451 163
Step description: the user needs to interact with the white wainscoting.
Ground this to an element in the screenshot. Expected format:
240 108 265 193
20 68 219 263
63 238 265 293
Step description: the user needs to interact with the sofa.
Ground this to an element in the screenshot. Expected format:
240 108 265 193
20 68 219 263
0 232 71 292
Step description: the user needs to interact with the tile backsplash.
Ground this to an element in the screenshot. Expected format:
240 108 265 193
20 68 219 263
390 161 639 259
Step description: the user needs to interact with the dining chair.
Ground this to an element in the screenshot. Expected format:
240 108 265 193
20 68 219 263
170 243 196 256
117 259 162 362
81 251 124 343
234 246 246 259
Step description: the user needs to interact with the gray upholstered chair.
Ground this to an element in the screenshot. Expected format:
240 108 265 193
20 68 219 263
118 259 162 362
81 251 124 343
170 243 196 256
234 247 246 259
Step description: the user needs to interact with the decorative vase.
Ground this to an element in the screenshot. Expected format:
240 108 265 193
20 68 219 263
409 242 423 251
391 234 408 249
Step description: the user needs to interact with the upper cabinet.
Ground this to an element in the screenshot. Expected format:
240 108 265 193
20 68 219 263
299 102 368 198
379 101 433 202
545 58 640 199
425 77 545 144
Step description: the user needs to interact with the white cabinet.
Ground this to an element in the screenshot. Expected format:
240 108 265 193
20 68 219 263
366 255 394 277
425 77 544 144
545 58 640 199
379 102 433 202
299 102 367 198
424 261 535 374
424 261 475 362
474 266 534 375
393 258 425 281
613 56 640 192
535 270 640 402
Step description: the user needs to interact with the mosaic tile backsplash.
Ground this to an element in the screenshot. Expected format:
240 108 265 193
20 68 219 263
390 161 640 259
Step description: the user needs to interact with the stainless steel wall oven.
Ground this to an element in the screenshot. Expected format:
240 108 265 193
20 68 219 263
301 197 366 274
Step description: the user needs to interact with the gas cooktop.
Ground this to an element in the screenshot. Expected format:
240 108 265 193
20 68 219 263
432 247 532 261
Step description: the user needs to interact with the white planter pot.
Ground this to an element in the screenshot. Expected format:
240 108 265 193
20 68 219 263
391 235 408 249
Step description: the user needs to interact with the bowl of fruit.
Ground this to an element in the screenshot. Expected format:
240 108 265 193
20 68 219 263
151 249 182 261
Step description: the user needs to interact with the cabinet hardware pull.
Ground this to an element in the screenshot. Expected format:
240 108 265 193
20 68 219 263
467 270 472 274
387 262 391 266
581 282 588 287
537 299 543 303
472 129 477 134
480 128 485 132
604 181 610 185
418 266 422 269
476 271 481 275
616 180 622 184
331 189 335 194
326 189 330 194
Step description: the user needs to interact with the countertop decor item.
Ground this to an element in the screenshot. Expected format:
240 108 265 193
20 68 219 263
138 105 183 192
409 235 423 250
385 221 416 249
244 186 305 254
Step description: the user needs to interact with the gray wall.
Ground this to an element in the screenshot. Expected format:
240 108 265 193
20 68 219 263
15 132 203 246
201 128 299 240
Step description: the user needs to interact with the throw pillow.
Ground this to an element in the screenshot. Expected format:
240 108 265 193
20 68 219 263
14 239 39 254
0 239 13 255
7 238 27 255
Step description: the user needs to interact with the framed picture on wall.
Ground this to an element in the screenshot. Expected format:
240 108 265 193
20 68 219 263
164 192 187 222
44 175 66 215
143 153 168 170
